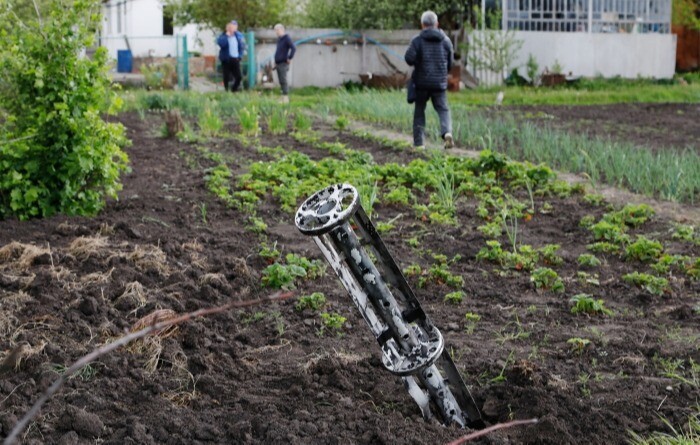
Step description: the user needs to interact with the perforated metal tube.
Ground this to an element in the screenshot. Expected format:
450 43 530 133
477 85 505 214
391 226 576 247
296 184 483 428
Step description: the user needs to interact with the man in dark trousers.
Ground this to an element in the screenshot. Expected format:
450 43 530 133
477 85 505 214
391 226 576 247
217 20 247 92
404 11 454 149
274 24 296 103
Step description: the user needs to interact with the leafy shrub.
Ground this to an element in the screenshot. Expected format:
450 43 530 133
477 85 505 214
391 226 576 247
622 272 669 296
0 0 129 219
530 267 565 293
570 294 613 316
295 292 327 312
578 253 601 268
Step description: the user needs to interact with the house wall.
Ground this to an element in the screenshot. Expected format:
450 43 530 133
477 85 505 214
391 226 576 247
101 0 177 59
512 31 677 79
253 28 676 89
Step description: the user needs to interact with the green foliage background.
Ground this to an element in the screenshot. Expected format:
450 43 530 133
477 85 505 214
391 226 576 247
0 0 129 220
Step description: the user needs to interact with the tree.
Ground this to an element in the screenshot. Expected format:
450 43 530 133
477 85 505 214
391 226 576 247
673 0 700 31
165 0 288 30
303 0 478 31
0 0 129 219
467 8 523 83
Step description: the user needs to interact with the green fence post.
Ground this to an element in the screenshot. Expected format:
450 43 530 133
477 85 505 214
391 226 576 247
246 31 256 89
176 34 189 90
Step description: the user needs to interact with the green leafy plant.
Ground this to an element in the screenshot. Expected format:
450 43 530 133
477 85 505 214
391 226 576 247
623 272 669 296
578 253 602 268
0 0 130 219
583 194 606 206
539 244 563 266
530 267 565 293
262 263 307 290
570 294 613 316
587 241 621 254
464 312 481 334
651 254 690 275
625 236 663 262
319 312 346 334
418 254 464 288
384 185 412 206
246 216 268 234
525 53 539 85
444 291 465 305
259 242 281 263
671 223 698 243
334 115 350 131
295 292 327 312
285 253 326 279
567 337 592 355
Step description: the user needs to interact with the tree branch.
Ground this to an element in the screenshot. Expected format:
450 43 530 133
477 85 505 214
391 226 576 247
446 418 539 445
3 291 294 445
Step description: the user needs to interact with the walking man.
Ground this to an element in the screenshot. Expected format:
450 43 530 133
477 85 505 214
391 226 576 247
405 11 454 149
274 24 296 103
217 20 247 92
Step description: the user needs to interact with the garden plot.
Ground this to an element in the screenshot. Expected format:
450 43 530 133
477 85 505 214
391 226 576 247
1 104 699 445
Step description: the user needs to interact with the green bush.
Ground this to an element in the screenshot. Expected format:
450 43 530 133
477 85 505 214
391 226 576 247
0 0 129 219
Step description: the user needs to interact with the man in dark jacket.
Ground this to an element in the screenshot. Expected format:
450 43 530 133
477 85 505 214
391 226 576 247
274 24 296 103
405 11 454 149
217 20 247 92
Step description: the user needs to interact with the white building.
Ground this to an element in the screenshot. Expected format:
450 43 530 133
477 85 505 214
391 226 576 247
99 0 217 61
494 0 676 80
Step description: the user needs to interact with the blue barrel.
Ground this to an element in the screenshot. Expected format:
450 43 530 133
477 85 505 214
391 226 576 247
117 50 133 73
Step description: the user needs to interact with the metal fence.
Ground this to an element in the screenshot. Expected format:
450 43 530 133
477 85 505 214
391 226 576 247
503 0 671 33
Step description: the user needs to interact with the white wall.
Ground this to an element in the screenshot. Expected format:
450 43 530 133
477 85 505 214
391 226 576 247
253 28 676 89
253 28 414 88
175 24 218 56
101 0 175 59
512 31 677 79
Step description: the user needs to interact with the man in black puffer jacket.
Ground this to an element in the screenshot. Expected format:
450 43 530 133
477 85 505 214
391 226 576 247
405 11 454 149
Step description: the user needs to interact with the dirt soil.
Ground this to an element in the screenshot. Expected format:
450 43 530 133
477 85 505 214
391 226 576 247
503 103 700 152
1 112 699 445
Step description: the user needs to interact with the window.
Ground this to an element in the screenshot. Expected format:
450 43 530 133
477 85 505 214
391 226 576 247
163 12 174 35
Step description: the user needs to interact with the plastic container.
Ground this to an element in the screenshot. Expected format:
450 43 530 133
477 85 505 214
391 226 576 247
117 50 133 73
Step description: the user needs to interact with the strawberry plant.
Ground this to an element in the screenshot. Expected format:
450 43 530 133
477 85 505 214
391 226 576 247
262 263 307 290
650 254 690 275
0 0 129 219
567 337 592 355
587 242 621 254
622 272 669 296
319 312 346 335
671 224 698 244
444 291 465 305
539 244 563 266
570 294 613 316
259 242 281 263
295 292 327 312
530 267 565 293
464 312 481 334
625 236 663 262
285 254 326 279
578 253 602 268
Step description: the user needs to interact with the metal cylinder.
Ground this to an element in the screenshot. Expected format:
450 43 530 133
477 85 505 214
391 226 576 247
295 184 483 428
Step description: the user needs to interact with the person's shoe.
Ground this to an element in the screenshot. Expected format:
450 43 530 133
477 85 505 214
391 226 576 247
280 95 290 104
414 145 426 150
444 133 454 149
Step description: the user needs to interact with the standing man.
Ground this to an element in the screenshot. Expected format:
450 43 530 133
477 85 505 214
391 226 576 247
274 24 296 103
404 11 454 149
217 20 247 92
